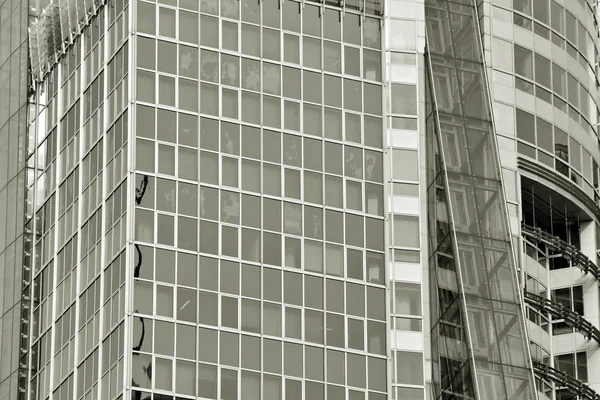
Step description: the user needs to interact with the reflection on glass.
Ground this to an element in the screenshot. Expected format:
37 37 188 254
426 1 535 398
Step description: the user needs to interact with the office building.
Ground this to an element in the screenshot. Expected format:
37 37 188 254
2 0 599 399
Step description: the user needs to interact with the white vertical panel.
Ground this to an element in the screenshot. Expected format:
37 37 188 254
392 330 423 351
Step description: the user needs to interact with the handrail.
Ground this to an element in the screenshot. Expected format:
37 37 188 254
524 291 600 345
532 361 600 400
521 224 600 281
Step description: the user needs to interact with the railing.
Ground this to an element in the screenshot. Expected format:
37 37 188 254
521 224 600 281
524 291 600 345
533 361 600 400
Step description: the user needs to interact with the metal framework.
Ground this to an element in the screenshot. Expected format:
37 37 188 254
533 361 600 400
425 0 536 398
29 0 107 82
524 291 600 345
521 224 600 281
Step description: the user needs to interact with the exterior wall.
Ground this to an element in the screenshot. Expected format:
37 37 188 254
486 0 600 200
483 0 600 397
383 0 428 399
129 0 389 399
24 0 600 399
0 0 31 399
25 1 130 399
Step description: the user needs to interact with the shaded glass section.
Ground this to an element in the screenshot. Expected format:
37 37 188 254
0 0 31 399
426 95 476 399
425 0 535 399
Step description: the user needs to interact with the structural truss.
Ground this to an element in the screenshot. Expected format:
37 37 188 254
425 0 537 398
29 0 106 82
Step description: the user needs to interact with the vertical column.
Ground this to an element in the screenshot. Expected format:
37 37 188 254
384 0 428 398
580 221 600 394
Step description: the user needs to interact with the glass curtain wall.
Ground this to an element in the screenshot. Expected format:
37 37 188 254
424 0 536 399
0 0 31 399
24 1 130 399
426 72 476 400
131 0 387 399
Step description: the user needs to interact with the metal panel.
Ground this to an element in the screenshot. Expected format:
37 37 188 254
58 0 71 42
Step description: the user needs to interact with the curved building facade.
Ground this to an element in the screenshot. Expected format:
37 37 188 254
483 0 600 398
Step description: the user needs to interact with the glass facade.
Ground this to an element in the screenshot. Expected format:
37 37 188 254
490 0 600 202
0 0 30 399
24 1 129 399
16 0 600 400
131 0 388 399
486 0 600 398
425 0 535 399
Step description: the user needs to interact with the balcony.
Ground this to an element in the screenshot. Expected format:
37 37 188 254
533 361 600 400
521 224 600 281
524 291 600 345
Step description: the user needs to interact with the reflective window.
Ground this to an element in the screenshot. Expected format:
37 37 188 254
534 53 550 88
516 109 535 145
514 45 533 79
391 84 417 115
394 283 421 316
395 351 423 385
392 149 418 181
393 215 419 248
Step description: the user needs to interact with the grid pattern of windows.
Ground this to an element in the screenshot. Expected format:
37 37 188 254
511 0 598 74
17 0 600 399
490 1 600 204
488 2 600 399
510 41 596 134
25 1 130 400
132 0 386 399
514 107 598 198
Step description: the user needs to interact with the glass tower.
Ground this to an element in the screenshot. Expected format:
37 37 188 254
13 0 600 399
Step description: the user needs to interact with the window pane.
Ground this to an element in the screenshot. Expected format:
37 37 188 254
198 364 218 398
391 84 417 115
393 215 419 247
534 53 551 88
516 109 535 144
394 282 421 315
392 149 418 181
514 45 533 79
395 351 423 385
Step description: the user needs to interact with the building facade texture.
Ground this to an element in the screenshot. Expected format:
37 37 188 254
6 0 600 399
0 0 31 399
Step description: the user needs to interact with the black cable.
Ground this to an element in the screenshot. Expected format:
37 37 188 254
135 175 148 205
132 314 145 352
134 243 142 279
132 175 150 390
